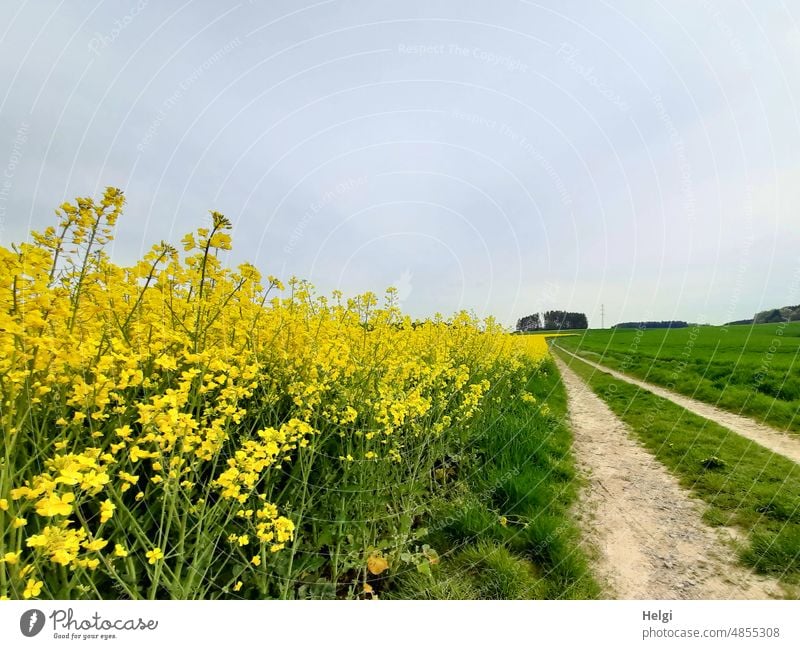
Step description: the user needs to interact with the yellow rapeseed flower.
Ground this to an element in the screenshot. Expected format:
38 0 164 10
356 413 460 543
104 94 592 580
130 446 157 463
145 547 164 564
100 500 115 523
367 554 389 575
82 538 108 552
51 550 75 566
35 492 75 517
23 579 43 599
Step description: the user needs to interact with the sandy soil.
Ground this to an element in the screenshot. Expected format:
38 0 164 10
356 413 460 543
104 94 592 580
555 346 800 465
554 356 784 599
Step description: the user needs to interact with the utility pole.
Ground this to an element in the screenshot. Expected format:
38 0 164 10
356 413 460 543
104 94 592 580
600 304 605 329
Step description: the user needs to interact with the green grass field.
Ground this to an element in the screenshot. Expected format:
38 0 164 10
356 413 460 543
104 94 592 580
555 323 800 434
552 348 800 588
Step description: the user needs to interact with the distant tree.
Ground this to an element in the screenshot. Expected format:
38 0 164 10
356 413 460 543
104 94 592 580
542 310 588 330
515 313 541 332
754 305 800 324
545 311 556 330
516 310 588 331
760 309 783 324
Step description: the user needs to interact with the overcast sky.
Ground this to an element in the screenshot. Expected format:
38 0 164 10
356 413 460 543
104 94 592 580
1 1 799 327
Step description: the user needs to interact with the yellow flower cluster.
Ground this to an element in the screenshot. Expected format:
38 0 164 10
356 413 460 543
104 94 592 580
26 525 89 567
0 188 549 599
214 419 314 504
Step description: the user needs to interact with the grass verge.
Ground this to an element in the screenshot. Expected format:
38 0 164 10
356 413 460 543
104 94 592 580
552 346 800 586
388 357 599 599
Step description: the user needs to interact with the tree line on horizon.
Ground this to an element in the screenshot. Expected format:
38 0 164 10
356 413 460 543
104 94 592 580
612 320 688 329
516 310 588 332
725 305 800 326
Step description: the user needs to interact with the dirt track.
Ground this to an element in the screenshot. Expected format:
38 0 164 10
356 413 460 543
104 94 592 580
554 356 783 599
554 345 800 465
